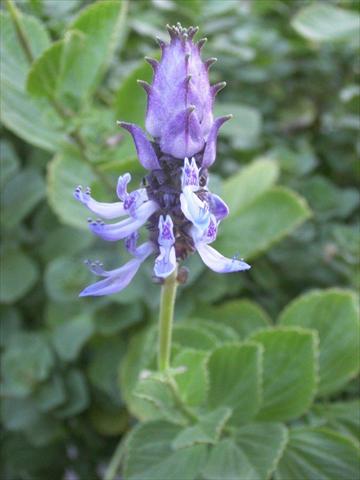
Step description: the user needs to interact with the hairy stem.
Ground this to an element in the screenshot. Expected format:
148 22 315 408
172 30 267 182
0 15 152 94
158 267 178 372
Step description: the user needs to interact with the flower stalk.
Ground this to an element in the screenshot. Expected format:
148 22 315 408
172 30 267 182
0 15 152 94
158 266 178 372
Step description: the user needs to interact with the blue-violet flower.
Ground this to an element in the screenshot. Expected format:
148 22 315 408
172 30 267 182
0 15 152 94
74 23 250 297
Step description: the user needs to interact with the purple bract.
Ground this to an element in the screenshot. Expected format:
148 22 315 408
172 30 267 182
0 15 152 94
74 23 250 297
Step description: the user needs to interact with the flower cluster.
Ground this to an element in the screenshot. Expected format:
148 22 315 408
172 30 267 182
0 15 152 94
74 23 250 297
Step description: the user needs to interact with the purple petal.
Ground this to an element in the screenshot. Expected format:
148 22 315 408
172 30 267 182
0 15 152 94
74 186 126 219
180 187 210 231
208 193 229 221
160 106 204 159
181 157 200 190
196 242 251 273
154 245 176 278
202 116 232 168
158 214 175 247
88 201 158 242
117 122 160 170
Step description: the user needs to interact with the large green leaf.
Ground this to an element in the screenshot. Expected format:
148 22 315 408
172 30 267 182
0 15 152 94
222 158 279 214
200 299 271 339
0 11 64 150
203 423 287 480
250 327 318 421
292 3 360 43
0 247 39 304
123 421 207 480
207 343 262 424
27 0 127 101
47 153 96 229
279 289 360 396
51 314 94 361
215 187 311 260
275 427 360 480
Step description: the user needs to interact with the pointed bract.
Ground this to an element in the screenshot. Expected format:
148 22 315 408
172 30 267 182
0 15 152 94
117 122 160 170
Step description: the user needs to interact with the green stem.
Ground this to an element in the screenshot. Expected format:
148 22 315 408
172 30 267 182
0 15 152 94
158 267 178 372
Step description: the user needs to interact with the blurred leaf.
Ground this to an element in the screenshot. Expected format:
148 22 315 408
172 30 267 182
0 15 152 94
203 423 287 480
292 3 360 42
124 421 207 480
55 369 89 418
34 375 66 412
47 152 96 230
24 416 64 447
45 256 91 303
1 396 41 431
172 349 209 407
222 158 279 214
275 427 360 480
250 327 318 421
40 225 93 261
207 343 262 425
215 103 262 149
51 313 94 361
0 11 65 150
300 176 359 221
1 333 54 397
172 407 231 449
89 406 128 436
216 187 311 259
1 167 45 228
27 0 127 101
0 246 39 303
279 289 360 396
0 306 22 347
0 140 20 188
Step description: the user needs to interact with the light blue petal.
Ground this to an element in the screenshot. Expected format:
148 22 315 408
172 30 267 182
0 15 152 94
74 186 127 219
196 242 251 273
154 246 176 278
180 187 210 231
209 193 229 221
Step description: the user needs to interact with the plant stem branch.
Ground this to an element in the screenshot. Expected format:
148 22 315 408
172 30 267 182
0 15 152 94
158 267 178 372
104 437 126 480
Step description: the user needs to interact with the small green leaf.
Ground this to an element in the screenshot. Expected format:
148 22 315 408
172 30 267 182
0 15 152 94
47 153 96 230
0 247 39 304
34 375 66 412
222 158 279 214
215 103 262 149
275 427 360 480
172 407 232 449
1 167 45 228
51 314 94 361
292 3 360 43
173 324 218 351
215 187 311 259
310 401 360 443
250 327 318 421
203 423 288 480
124 421 207 480
279 289 360 395
172 349 209 407
207 343 262 424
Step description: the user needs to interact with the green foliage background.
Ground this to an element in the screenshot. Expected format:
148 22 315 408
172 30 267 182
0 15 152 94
0 1 359 479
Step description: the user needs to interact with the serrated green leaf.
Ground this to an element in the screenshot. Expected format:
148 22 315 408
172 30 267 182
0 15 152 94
172 349 209 407
207 343 262 424
173 324 219 351
275 427 360 480
292 3 360 43
222 158 279 214
47 153 96 230
215 187 311 260
201 299 271 339
250 327 318 421
203 423 288 480
1 167 45 228
51 314 94 361
172 407 231 449
0 247 39 304
279 289 360 396
124 421 207 480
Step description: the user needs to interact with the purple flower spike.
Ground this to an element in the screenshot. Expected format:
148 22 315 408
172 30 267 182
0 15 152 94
75 23 249 297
